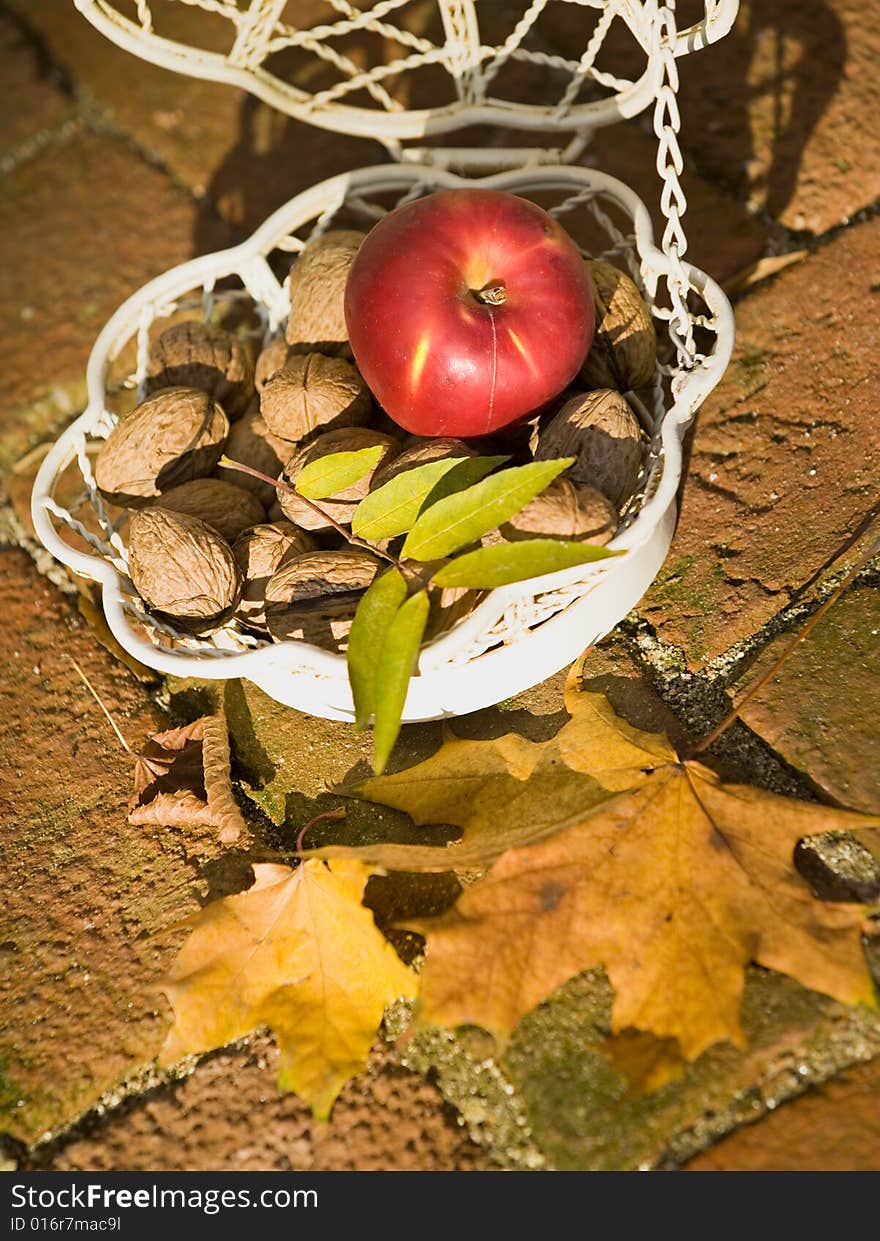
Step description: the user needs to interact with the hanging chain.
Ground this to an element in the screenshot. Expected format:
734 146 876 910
652 2 697 374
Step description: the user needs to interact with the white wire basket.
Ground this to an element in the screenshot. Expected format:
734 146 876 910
33 2 737 723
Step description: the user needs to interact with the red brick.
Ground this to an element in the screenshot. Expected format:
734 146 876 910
0 550 204 1143
638 215 880 666
39 1035 485 1172
9 0 384 220
687 1056 880 1171
679 1 880 235
0 129 232 471
0 13 72 164
735 586 880 814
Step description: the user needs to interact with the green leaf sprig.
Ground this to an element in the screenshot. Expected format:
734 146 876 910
220 449 622 772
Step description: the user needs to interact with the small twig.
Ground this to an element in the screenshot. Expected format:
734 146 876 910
219 456 402 567
692 532 880 755
295 808 346 856
69 656 137 758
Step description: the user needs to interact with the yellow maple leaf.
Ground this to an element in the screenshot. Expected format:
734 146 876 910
159 860 417 1117
331 686 877 1060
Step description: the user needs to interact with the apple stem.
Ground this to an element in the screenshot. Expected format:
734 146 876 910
473 282 507 307
218 455 403 568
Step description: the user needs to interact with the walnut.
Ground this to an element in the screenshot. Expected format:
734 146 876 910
278 428 400 531
286 229 365 353
146 478 265 542
128 508 241 632
232 521 317 632
535 389 643 508
260 353 372 444
484 478 618 546
580 260 657 392
95 387 228 507
255 336 294 391
264 549 381 650
215 406 289 507
399 559 480 641
145 321 255 419
370 437 477 490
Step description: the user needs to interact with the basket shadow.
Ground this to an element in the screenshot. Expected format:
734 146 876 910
192 2 847 259
676 0 847 227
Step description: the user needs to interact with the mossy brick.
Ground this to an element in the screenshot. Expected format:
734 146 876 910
0 550 203 1144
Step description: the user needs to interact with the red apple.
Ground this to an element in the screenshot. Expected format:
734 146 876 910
344 189 594 438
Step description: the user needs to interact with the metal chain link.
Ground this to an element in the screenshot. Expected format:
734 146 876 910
652 2 697 373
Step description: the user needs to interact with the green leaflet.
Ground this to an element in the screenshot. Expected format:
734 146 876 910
401 458 574 560
351 455 508 541
372 590 430 775
295 446 385 500
347 567 408 730
431 539 622 588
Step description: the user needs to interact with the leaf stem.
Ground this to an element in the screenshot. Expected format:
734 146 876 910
692 532 880 755
295 808 346 856
219 456 402 566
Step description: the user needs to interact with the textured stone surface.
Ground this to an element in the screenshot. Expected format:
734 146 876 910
0 550 202 1144
678 0 880 235
687 1056 880 1171
735 586 880 814
499 969 880 1171
33 1036 486 1172
639 215 880 666
584 123 767 289
0 129 228 471
0 12 72 165
8 0 384 232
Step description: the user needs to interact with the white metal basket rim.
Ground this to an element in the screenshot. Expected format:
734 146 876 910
72 0 739 142
31 161 734 688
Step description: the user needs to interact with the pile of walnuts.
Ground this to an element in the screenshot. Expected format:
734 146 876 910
94 228 656 652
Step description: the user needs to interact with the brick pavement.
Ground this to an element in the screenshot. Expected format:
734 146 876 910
1 1 878 1172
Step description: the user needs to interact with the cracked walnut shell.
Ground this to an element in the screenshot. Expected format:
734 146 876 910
286 229 366 353
146 478 265 543
232 521 317 632
278 428 400 531
535 389 643 508
260 352 372 443
580 259 657 392
95 387 229 507
265 549 381 650
128 508 241 632
146 320 255 420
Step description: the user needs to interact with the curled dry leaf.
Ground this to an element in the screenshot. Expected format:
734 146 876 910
159 859 417 1117
128 711 246 844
